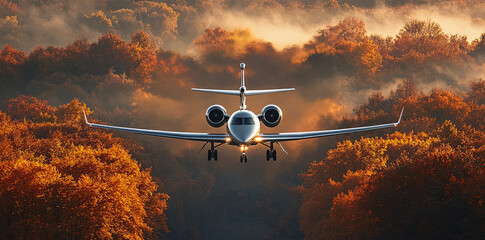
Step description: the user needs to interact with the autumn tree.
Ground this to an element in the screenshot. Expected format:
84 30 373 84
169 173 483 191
300 125 485 239
89 33 131 77
4 95 56 122
353 40 382 76
467 79 485 105
0 0 20 18
471 33 485 65
0 44 26 94
301 80 485 239
129 31 157 84
391 20 469 68
302 18 386 78
338 79 485 135
0 96 169 239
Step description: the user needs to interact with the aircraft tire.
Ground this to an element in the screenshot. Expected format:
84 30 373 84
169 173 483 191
266 150 271 161
214 150 218 161
208 150 212 161
272 150 277 161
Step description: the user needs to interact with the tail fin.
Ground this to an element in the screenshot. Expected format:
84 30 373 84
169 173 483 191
240 63 245 87
191 63 295 109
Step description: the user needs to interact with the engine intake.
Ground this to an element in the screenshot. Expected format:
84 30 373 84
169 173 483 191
206 105 228 127
261 104 282 127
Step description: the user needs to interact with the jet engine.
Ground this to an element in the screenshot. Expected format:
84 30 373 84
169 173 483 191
260 104 282 127
206 105 228 127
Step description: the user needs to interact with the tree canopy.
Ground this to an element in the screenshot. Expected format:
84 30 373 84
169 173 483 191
299 81 485 240
0 96 169 239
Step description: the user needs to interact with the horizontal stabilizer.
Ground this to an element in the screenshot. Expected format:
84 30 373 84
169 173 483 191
191 88 295 96
191 88 240 95
245 88 295 96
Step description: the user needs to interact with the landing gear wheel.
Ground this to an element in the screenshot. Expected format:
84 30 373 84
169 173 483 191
272 150 277 161
214 150 218 161
208 150 212 161
240 156 243 163
266 150 271 161
244 156 248 163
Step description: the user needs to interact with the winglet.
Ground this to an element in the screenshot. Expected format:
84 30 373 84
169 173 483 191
396 107 404 126
82 108 90 125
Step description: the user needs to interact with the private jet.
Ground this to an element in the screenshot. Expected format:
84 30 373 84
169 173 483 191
83 63 403 163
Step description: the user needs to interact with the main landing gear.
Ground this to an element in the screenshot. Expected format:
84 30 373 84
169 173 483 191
266 142 277 161
266 150 276 161
207 142 218 161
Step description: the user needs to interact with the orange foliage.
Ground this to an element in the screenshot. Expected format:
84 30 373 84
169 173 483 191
391 20 469 67
4 95 56 122
0 96 169 239
300 128 485 239
467 79 485 105
471 33 485 64
354 40 382 76
11 32 157 88
129 31 157 84
0 44 26 90
300 80 485 239
340 79 483 135
0 0 20 17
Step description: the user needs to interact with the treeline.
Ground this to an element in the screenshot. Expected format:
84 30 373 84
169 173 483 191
2 18 485 104
300 18 484 89
299 80 485 239
0 96 168 239
0 31 156 99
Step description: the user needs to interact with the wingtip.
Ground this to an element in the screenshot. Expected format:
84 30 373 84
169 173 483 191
397 107 404 125
82 108 89 125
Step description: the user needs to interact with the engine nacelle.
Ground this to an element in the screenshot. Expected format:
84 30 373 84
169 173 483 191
260 104 282 127
206 105 228 127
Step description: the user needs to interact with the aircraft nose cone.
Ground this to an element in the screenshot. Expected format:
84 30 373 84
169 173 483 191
235 132 252 144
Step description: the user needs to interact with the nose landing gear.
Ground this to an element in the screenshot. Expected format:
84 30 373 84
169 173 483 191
240 151 247 163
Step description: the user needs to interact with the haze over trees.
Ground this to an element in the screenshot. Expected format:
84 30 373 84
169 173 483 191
1 1 485 238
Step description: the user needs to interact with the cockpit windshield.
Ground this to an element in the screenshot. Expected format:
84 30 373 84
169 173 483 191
231 117 255 125
244 118 255 125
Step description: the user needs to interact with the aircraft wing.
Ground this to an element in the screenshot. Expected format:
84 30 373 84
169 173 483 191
259 108 404 142
83 109 229 142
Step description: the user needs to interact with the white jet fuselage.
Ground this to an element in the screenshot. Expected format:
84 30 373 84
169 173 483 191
226 110 260 145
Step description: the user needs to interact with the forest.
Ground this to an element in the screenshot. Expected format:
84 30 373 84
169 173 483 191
0 97 169 239
1 0 485 239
